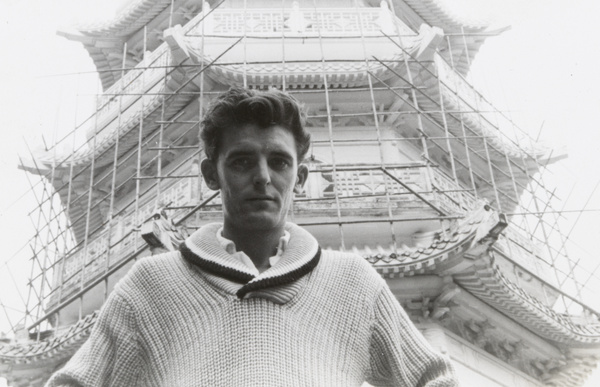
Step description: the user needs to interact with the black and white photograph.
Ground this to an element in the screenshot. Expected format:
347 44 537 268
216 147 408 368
2 1 600 386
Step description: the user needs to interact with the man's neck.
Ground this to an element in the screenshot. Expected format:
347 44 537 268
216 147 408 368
222 223 284 272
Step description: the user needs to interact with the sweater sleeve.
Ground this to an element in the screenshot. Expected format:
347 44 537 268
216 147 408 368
45 291 143 387
367 284 459 387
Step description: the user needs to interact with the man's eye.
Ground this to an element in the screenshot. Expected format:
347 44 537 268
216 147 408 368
231 158 252 168
270 158 290 170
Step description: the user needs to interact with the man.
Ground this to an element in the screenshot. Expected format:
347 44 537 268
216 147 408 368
47 87 459 386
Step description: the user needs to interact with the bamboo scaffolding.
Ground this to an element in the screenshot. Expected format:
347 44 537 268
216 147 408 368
7 1 600 344
354 0 399 250
312 0 346 250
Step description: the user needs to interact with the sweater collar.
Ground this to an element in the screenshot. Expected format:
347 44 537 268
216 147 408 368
216 226 290 257
215 226 290 276
180 223 320 301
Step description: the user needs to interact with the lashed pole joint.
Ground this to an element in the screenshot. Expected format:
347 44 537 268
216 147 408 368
380 167 446 216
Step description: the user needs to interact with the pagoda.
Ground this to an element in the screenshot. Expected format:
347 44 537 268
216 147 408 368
2 1 600 386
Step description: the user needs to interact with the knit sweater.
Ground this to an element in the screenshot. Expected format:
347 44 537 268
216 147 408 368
47 223 458 387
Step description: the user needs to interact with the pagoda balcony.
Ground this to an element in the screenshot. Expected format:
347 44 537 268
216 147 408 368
28 4 539 189
43 163 464 306
187 6 415 37
91 43 171 147
42 161 558 316
92 4 416 136
80 5 421 144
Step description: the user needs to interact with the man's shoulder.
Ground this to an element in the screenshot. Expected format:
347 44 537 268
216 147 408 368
286 223 375 272
133 250 183 273
320 249 375 269
316 249 386 290
114 250 185 293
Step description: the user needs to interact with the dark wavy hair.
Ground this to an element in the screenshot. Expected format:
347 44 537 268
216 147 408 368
201 87 311 161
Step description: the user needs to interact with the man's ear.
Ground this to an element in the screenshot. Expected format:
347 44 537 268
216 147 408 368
201 158 220 191
293 164 309 194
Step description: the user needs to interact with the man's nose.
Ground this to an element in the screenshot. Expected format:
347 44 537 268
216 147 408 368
253 159 271 187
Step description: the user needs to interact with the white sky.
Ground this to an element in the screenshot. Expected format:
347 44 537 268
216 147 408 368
1 0 600 385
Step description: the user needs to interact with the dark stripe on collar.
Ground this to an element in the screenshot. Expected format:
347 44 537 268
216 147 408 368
179 242 255 284
236 247 321 299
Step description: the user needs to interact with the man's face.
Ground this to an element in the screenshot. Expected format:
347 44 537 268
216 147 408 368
202 124 308 232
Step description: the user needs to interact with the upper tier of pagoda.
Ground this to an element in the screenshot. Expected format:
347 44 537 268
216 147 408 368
24 0 556 240
57 0 504 90
20 2 563 218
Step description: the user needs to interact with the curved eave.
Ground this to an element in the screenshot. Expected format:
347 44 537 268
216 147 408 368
399 0 491 31
455 262 600 347
363 203 498 277
390 0 509 76
18 41 204 245
443 26 509 76
70 0 171 38
57 29 128 90
18 46 200 178
17 88 163 177
17 92 192 242
436 76 562 166
404 52 566 211
192 48 421 90
166 22 441 90
0 312 97 387
417 54 552 163
359 204 600 347
434 65 568 176
57 0 186 89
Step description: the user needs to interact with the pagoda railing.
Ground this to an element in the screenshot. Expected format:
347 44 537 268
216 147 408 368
46 158 586 321
48 162 474 306
298 163 476 215
28 190 221 332
93 45 170 138
58 176 198 300
32 160 600 333
88 5 416 144
187 6 415 37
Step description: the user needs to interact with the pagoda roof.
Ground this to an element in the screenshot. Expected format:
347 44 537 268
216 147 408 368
58 1 501 89
71 0 173 38
383 49 567 212
57 0 177 89
398 0 492 30
19 20 560 241
19 12 557 250
455 260 600 346
22 12 533 180
17 18 444 176
18 40 200 177
0 311 97 387
71 1 494 39
342 204 600 347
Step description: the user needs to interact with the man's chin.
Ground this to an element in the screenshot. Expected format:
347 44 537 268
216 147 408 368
236 213 286 231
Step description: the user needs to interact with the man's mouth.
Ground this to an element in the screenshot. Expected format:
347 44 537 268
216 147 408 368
247 196 275 201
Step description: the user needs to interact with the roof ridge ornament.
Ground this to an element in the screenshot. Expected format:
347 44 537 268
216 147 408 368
377 1 395 35
285 1 309 34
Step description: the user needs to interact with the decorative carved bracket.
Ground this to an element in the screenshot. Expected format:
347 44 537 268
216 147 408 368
141 207 188 253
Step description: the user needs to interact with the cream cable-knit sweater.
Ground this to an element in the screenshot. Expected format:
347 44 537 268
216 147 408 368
47 223 458 387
